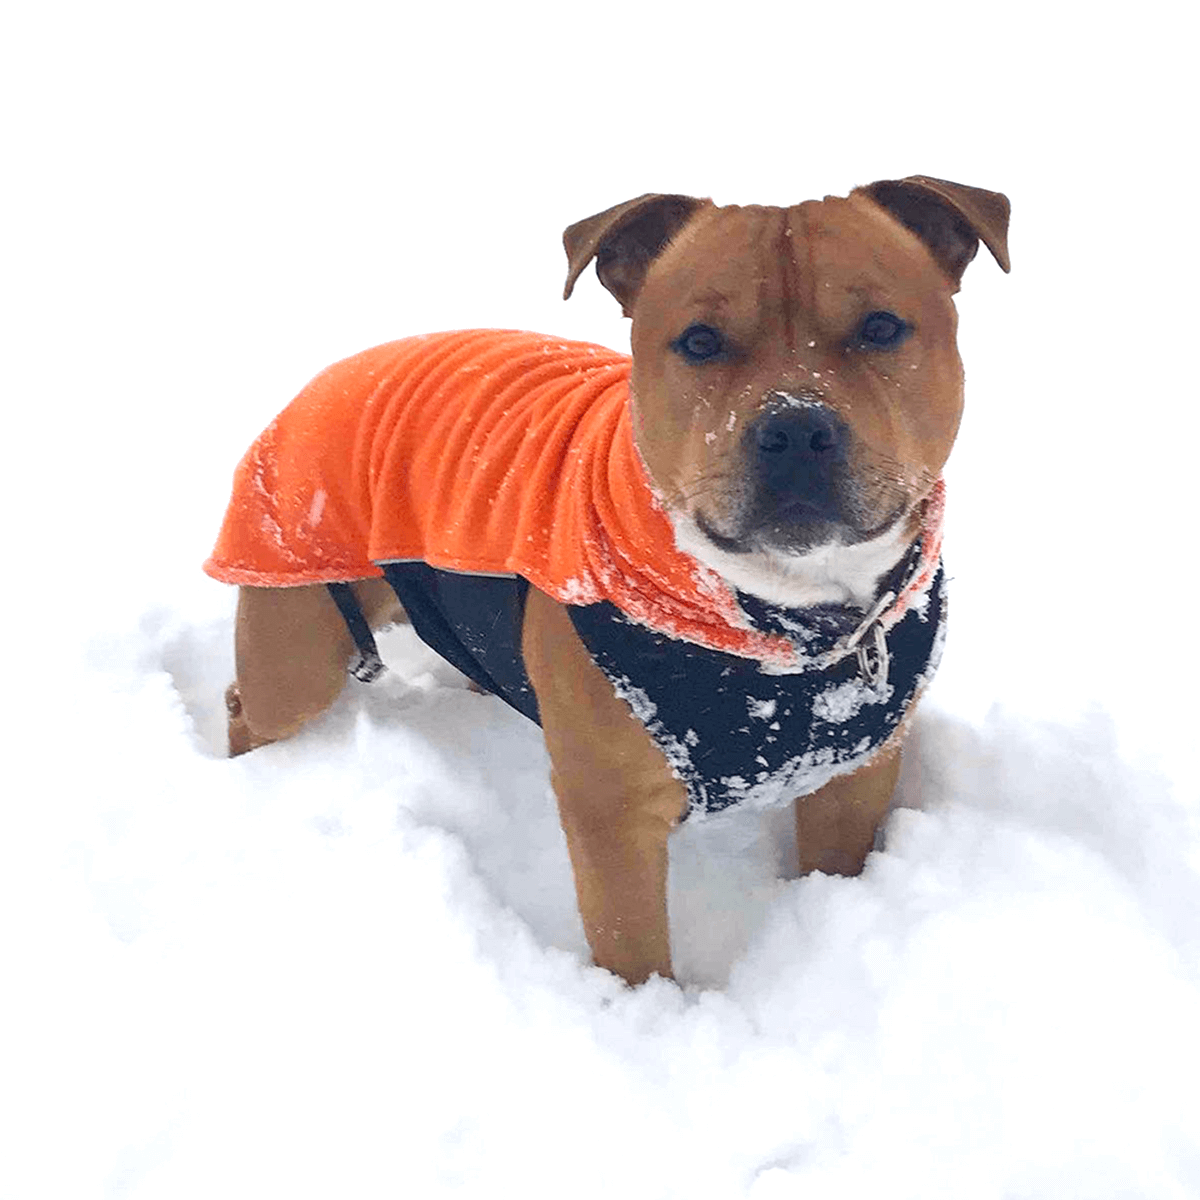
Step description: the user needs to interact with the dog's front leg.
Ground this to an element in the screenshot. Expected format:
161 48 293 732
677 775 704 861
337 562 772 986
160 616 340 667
551 763 681 984
794 745 902 877
523 588 686 984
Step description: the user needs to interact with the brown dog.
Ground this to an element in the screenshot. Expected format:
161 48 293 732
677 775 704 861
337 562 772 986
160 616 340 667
210 176 1010 984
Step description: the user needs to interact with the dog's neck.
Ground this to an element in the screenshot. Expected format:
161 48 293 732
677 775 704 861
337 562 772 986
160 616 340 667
717 482 945 678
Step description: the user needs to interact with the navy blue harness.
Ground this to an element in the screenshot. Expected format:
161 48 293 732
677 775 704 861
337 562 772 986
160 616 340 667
341 552 945 819
567 569 945 816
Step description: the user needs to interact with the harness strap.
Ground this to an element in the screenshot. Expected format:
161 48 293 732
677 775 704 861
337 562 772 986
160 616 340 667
326 583 387 682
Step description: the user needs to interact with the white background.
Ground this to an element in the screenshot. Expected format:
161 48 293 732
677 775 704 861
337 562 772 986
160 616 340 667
4 2 1197 1196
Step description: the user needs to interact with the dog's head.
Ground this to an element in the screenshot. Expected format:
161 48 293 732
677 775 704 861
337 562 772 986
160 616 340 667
564 176 1010 608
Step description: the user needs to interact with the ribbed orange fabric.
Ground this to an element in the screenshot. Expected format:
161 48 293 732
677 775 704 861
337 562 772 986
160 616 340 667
209 331 763 658
205 329 942 668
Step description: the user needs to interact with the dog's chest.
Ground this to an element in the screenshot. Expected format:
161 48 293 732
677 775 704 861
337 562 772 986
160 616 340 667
567 574 947 817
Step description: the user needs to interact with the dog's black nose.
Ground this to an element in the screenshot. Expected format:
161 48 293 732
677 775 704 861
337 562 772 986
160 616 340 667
749 407 847 516
754 408 841 460
747 406 849 525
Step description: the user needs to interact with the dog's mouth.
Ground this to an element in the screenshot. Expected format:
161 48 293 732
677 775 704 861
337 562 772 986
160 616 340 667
678 496 916 610
695 510 751 555
694 498 905 558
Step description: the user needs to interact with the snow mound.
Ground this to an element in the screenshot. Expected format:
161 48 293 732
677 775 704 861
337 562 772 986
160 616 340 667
6 605 1197 1198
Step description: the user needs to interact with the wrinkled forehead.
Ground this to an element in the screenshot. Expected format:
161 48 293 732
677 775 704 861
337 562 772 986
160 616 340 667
638 194 945 318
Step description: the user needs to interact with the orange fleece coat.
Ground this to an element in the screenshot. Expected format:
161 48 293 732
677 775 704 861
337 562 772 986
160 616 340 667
205 329 942 668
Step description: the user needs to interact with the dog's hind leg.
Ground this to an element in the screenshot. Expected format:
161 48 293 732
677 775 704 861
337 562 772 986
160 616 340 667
227 577 403 756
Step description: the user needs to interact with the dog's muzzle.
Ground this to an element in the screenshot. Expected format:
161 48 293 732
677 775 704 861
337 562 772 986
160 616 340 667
708 397 864 551
694 396 904 556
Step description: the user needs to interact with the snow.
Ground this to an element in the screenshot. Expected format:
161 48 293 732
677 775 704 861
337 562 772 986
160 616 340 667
811 676 888 723
5 2 1199 1197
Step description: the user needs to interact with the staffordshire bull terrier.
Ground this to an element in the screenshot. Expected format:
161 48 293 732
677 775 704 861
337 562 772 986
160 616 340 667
206 175 1010 983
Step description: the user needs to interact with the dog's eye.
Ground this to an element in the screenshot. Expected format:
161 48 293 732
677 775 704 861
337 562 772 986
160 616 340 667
857 311 909 348
673 324 726 363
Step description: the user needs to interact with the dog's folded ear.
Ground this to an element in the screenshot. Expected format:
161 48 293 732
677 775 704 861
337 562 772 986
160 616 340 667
563 194 708 314
857 176 1011 286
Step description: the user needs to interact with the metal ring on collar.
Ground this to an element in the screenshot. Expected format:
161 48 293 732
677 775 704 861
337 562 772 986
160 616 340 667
856 623 890 689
